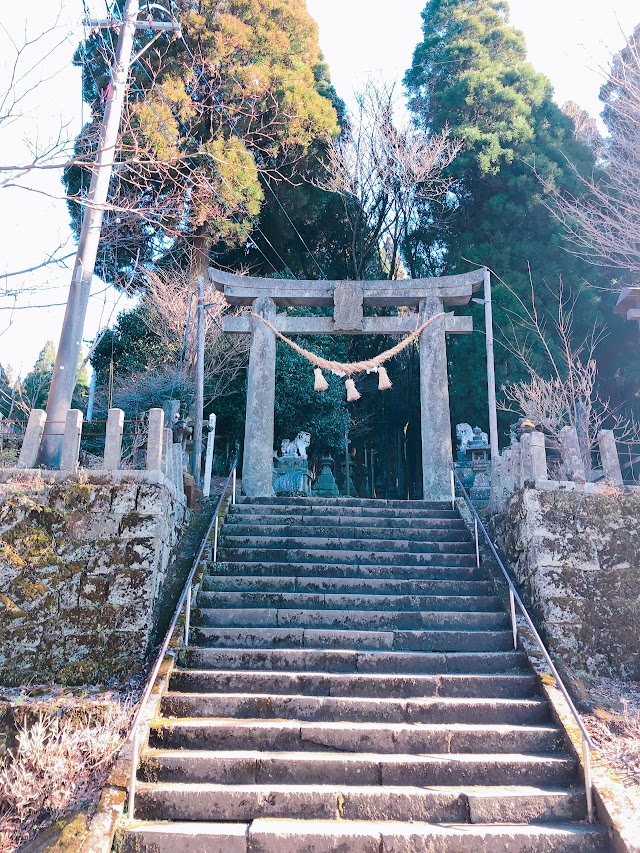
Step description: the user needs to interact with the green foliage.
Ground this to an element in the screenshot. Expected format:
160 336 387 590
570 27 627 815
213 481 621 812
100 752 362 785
65 0 340 286
274 336 349 456
404 0 613 439
21 342 56 410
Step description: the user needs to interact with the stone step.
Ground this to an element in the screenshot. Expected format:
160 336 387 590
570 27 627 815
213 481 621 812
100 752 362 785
217 549 478 567
197 592 502 613
168 670 537 699
226 513 467 530
224 524 470 543
220 535 475 555
132 782 587 824
240 497 452 510
191 626 515 653
150 718 562 754
209 560 483 579
194 607 509 632
180 647 529 675
189 630 514 656
139 749 573 787
119 819 608 853
160 693 549 725
202 574 494 596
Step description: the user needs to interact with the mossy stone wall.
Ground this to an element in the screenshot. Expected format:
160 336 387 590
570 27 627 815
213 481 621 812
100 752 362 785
492 489 640 678
0 475 185 685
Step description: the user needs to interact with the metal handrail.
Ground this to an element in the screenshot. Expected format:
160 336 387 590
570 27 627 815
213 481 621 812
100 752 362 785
126 455 238 818
451 467 596 823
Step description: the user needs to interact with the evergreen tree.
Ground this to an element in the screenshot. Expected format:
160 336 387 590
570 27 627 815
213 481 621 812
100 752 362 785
404 0 612 439
65 0 340 285
22 342 57 410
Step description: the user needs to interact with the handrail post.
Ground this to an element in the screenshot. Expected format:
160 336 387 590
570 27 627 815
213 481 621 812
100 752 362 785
128 727 139 818
184 586 191 647
232 467 237 505
509 588 518 649
449 468 455 509
583 737 595 823
213 514 219 563
474 517 480 568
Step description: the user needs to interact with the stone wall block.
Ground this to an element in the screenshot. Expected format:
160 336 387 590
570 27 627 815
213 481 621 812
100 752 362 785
0 473 186 686
491 487 640 679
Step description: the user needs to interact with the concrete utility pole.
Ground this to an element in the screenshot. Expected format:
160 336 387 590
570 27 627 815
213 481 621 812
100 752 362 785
39 1 181 467
191 276 205 487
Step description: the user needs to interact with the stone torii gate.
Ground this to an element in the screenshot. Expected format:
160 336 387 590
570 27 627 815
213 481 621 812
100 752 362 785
210 267 484 501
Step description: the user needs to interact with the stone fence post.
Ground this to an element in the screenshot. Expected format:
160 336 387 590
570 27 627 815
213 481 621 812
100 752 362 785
146 408 164 471
559 425 586 484
104 408 125 470
530 431 548 482
598 429 623 486
17 409 47 468
60 410 83 471
520 433 532 486
162 427 174 481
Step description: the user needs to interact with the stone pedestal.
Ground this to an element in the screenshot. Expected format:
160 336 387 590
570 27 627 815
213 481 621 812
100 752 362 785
242 298 276 497
313 462 340 498
273 456 312 496
419 296 453 501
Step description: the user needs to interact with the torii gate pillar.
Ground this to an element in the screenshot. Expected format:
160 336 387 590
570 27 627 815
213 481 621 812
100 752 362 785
420 295 453 501
242 297 276 497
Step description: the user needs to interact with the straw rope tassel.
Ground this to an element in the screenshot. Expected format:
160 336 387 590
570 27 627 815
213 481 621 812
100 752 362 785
345 378 361 402
377 365 392 390
314 367 329 392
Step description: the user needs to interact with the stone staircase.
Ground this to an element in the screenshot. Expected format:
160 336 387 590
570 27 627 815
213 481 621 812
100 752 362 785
120 496 609 852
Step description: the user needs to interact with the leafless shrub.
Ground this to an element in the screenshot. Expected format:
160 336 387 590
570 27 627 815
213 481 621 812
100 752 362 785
544 28 640 273
496 270 640 461
0 700 133 852
316 82 461 280
97 263 248 418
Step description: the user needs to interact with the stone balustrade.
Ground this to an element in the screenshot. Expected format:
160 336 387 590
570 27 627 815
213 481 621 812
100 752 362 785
14 406 185 504
489 425 631 511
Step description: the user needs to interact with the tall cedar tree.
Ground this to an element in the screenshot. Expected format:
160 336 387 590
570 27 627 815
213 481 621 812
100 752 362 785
404 0 614 440
64 0 340 285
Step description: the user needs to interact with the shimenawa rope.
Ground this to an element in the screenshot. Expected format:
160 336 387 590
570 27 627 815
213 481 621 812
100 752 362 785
250 311 445 400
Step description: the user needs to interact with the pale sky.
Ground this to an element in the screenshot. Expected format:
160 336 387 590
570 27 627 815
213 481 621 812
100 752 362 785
0 0 638 375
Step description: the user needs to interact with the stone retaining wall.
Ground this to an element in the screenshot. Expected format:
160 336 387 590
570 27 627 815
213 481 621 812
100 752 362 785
491 487 640 679
0 470 186 685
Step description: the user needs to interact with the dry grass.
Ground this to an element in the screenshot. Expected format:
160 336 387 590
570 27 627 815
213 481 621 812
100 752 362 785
0 697 133 853
580 675 640 799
